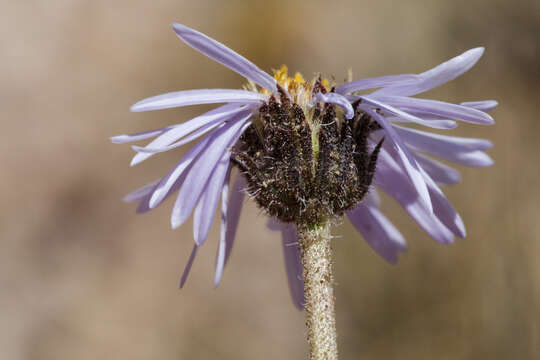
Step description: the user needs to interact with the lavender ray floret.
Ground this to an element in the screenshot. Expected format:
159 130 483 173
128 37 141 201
278 222 305 310
133 107 255 156
414 153 461 185
314 92 355 119
172 23 277 92
111 129 168 144
373 48 484 97
349 94 458 129
375 149 455 244
361 105 433 213
222 175 246 268
394 124 493 153
430 150 494 167
193 154 232 246
372 95 494 125
347 204 407 264
387 116 458 129
180 244 199 288
420 167 466 238
171 117 252 229
131 89 266 113
461 100 498 112
131 121 224 154
361 95 457 130
130 104 249 166
148 133 215 209
123 179 160 203
336 74 419 94
214 167 232 287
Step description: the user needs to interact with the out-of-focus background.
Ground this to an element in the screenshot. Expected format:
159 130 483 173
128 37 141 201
2 0 539 359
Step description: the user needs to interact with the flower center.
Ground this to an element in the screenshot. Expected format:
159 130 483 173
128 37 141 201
235 68 383 226
262 65 332 114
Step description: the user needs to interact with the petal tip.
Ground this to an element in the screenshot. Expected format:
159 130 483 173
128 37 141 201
110 136 123 144
464 47 485 63
213 276 221 289
130 102 144 112
149 192 162 209
471 46 485 55
454 214 467 239
129 150 145 166
121 195 133 203
172 22 188 36
482 113 495 125
171 217 181 229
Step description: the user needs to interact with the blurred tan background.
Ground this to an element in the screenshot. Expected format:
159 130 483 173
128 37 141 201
2 0 539 359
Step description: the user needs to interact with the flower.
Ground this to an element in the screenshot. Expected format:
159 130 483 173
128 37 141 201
112 23 496 309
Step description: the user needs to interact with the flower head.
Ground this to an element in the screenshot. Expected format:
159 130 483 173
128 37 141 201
112 23 496 308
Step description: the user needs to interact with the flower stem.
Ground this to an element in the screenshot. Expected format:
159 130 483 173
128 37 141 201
298 222 338 360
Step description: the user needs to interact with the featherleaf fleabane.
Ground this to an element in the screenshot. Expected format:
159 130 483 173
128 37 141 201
112 23 496 302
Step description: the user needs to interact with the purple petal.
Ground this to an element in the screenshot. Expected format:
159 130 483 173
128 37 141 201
111 128 168 144
414 153 461 185
133 109 253 157
361 95 456 130
347 204 407 264
172 23 277 92
131 89 266 112
130 104 250 166
336 74 419 94
372 95 494 125
361 105 433 213
461 100 498 113
193 154 231 246
374 48 485 97
214 167 231 287
361 97 459 130
170 117 251 229
438 150 494 167
179 244 199 288
265 218 305 309
223 174 246 267
393 125 494 167
386 116 458 130
131 120 223 155
123 180 160 203
420 167 466 238
281 223 305 310
314 92 355 119
374 149 454 243
348 94 457 129
210 173 248 287
394 124 493 154
147 133 214 210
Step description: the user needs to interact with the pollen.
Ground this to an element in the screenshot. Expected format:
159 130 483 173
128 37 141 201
260 65 331 108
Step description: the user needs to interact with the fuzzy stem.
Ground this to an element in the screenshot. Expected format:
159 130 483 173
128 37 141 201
298 222 338 360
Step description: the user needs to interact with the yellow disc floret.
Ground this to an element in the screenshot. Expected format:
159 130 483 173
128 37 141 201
256 65 332 111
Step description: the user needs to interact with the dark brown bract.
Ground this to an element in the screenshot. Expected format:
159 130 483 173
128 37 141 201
232 89 383 226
